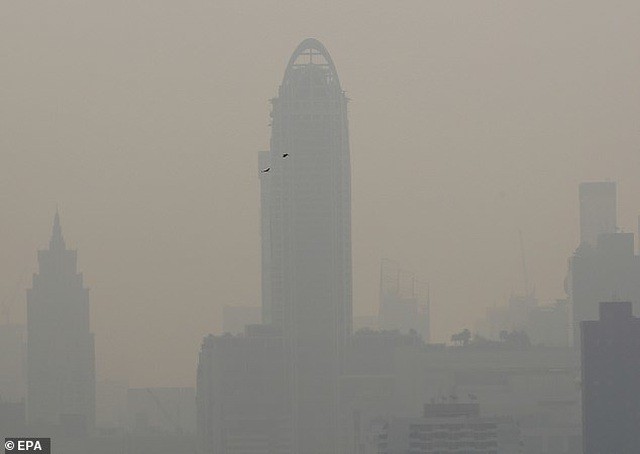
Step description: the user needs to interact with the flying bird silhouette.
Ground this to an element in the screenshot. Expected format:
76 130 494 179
261 167 271 173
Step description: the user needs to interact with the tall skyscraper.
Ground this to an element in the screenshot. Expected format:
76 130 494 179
260 38 352 453
581 301 640 453
27 212 95 432
567 182 640 346
579 182 617 247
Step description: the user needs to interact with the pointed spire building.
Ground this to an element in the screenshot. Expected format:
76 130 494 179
27 212 95 432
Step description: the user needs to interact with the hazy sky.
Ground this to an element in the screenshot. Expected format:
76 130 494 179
1 0 639 387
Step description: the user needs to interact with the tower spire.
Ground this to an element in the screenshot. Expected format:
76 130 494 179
49 209 65 250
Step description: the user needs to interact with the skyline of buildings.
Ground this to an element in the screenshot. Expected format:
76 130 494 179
2 178 613 452
0 32 639 453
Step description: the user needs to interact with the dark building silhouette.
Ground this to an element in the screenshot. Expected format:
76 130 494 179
27 212 95 433
581 301 640 454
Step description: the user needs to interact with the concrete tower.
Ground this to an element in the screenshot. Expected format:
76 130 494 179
27 212 95 433
260 38 352 453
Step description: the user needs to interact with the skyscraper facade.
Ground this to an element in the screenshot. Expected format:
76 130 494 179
581 301 640 453
260 38 352 453
27 213 95 432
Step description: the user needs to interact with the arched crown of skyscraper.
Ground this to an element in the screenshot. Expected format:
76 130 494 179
281 38 342 92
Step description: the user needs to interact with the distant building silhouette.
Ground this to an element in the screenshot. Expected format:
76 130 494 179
378 259 429 341
27 212 95 433
476 296 570 347
567 182 640 346
581 301 640 454
579 182 617 248
567 232 640 345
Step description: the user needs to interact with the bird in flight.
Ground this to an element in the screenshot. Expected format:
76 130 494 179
261 167 271 173
282 153 289 158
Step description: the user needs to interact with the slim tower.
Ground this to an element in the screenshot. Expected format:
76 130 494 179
27 212 95 432
260 38 352 453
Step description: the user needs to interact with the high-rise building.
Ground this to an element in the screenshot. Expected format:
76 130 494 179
27 212 95 432
579 182 617 247
260 38 352 453
567 232 640 345
567 182 640 346
581 301 640 454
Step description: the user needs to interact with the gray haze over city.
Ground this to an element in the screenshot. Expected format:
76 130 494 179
2 1 640 453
